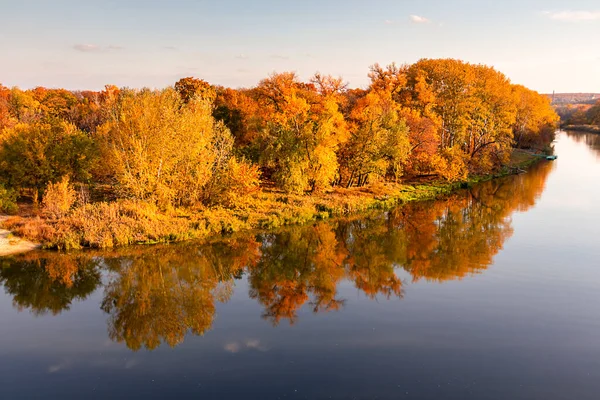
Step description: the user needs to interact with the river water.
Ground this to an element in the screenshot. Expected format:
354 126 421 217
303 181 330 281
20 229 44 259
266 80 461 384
1 131 599 400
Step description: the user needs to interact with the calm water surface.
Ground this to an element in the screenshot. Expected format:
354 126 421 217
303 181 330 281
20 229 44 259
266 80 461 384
1 131 599 400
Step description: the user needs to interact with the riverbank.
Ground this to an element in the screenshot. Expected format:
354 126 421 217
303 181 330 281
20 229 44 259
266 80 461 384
0 150 543 253
0 216 40 256
562 125 600 134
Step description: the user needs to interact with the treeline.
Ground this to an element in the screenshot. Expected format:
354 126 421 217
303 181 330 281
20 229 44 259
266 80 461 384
0 59 557 212
556 100 600 128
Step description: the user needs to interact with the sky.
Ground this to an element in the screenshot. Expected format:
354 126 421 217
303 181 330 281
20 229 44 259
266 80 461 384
1 0 599 93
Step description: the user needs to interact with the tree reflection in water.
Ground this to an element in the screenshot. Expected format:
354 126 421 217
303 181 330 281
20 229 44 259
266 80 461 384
564 130 600 159
99 237 261 350
0 160 554 349
0 253 101 316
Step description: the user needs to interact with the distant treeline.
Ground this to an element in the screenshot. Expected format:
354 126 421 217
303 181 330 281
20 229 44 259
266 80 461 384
0 58 558 212
555 100 600 128
546 93 600 106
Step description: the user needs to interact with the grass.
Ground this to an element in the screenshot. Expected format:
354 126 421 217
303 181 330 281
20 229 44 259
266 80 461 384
0 150 541 251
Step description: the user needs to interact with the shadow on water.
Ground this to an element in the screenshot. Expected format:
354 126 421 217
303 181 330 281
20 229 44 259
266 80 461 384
0 160 555 351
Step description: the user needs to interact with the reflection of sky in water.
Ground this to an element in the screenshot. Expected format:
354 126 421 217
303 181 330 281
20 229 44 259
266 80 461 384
1 132 600 399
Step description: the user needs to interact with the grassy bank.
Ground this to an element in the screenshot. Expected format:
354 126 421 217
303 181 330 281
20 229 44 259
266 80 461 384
0 151 542 252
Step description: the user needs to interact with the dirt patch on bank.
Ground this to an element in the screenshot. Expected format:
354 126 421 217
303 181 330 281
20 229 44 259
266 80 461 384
0 216 40 256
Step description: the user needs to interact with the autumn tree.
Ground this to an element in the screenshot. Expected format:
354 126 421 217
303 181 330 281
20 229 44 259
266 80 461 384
405 59 474 150
512 85 559 148
255 72 349 193
587 100 600 126
96 87 235 206
339 89 410 186
0 84 15 130
465 64 516 172
400 108 439 176
30 87 79 121
174 77 216 104
368 63 408 98
213 87 261 150
7 88 41 123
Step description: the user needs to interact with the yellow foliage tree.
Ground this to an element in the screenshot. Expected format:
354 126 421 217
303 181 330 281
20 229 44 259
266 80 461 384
512 84 559 148
96 88 233 206
340 89 411 186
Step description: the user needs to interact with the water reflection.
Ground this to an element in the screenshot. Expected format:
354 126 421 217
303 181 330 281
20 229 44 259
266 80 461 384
99 237 259 350
564 130 600 159
0 254 101 316
250 224 348 325
0 160 554 350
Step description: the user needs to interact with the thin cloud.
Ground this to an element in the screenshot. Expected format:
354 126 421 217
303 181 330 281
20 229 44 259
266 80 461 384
543 10 600 21
235 54 249 60
73 43 100 52
384 19 394 25
410 15 431 24
270 54 290 60
163 46 178 51
73 44 124 53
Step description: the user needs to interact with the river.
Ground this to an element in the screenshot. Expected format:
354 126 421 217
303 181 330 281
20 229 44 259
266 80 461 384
1 131 599 400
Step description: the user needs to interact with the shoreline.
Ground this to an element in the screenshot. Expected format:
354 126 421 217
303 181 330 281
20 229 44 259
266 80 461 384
0 151 544 255
562 125 600 134
0 216 40 257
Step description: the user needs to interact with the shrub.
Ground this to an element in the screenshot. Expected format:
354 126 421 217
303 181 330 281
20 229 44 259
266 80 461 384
42 176 76 219
0 183 18 215
205 157 261 207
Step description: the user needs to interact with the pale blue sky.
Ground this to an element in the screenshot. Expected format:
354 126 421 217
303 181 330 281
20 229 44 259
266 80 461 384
1 0 599 92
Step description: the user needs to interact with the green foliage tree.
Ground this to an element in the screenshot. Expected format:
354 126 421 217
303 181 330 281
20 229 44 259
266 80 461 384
0 183 18 214
0 120 97 198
